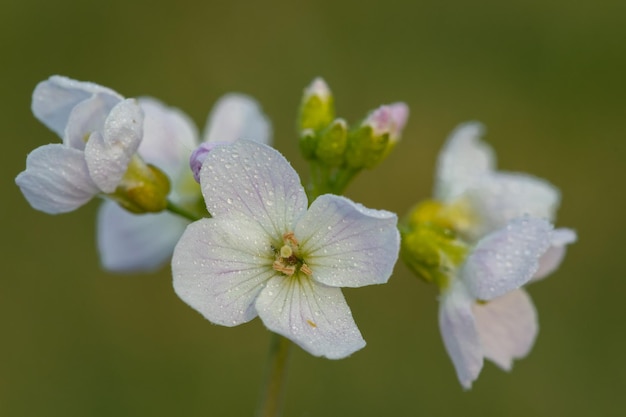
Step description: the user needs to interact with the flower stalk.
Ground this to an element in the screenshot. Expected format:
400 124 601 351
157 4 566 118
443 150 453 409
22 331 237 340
255 334 293 417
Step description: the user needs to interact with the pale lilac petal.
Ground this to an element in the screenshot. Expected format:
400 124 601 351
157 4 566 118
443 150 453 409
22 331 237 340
172 216 276 326
434 122 495 202
462 217 553 301
137 97 199 180
467 172 561 236
255 276 365 359
439 280 483 389
32 75 122 138
472 289 538 371
15 144 98 214
203 94 272 145
84 99 144 193
200 140 308 239
97 201 189 272
295 194 399 288
63 94 120 150
532 228 577 281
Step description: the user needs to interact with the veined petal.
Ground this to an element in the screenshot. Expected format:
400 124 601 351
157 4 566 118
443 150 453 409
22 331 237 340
200 140 308 239
533 228 577 281
15 144 98 214
84 99 144 193
32 75 122 138
462 217 553 301
138 97 199 180
434 122 495 202
172 216 276 326
467 172 561 237
97 201 189 272
439 280 483 390
64 94 119 150
296 194 399 288
472 289 538 371
255 276 365 359
203 94 272 145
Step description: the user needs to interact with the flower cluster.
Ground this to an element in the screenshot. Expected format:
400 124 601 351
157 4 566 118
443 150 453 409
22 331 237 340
16 75 575 388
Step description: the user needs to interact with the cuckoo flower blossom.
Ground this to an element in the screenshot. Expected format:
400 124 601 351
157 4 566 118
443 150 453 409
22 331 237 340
98 94 272 272
172 140 399 359
416 122 576 389
16 76 143 214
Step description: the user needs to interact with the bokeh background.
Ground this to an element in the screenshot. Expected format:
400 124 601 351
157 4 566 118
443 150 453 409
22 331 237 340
2 0 625 416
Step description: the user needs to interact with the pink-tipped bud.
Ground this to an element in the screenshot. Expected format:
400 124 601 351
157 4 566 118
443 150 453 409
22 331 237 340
190 141 230 183
365 102 410 142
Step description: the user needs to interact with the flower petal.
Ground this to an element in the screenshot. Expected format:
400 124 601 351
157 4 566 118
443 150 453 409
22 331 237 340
32 75 122 138
84 99 144 193
472 289 538 371
255 276 365 359
97 201 189 272
203 94 272 145
532 228 577 281
439 280 483 390
296 194 399 288
15 144 98 213
137 97 199 180
462 216 553 301
64 94 120 150
466 172 561 237
200 140 308 239
172 216 276 326
434 122 495 202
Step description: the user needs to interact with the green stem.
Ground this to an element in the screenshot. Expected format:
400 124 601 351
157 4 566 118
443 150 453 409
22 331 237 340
331 167 361 194
165 200 203 222
254 334 293 417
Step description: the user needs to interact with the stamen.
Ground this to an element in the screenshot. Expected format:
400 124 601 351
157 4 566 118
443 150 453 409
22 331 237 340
300 263 312 276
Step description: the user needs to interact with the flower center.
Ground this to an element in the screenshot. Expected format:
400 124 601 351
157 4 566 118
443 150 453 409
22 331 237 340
272 232 312 277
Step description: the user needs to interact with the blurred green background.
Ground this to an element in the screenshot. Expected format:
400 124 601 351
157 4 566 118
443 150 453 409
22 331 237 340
2 0 625 416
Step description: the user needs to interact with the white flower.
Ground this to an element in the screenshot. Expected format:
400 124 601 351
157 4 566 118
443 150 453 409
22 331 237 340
434 122 577 389
97 94 272 272
15 75 143 214
172 140 399 359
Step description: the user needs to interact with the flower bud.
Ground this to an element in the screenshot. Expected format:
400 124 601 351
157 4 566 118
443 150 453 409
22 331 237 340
345 102 409 169
190 141 230 183
315 118 348 167
298 77 335 133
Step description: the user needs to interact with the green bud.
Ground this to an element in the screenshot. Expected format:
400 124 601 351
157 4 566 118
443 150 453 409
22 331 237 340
315 118 348 167
299 129 318 161
345 125 389 170
109 155 171 213
298 78 335 133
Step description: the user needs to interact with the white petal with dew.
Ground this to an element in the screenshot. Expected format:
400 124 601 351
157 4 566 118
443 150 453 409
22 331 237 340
85 99 144 193
466 172 560 237
200 140 308 239
138 97 199 180
32 75 122 138
15 144 98 214
472 289 538 371
172 216 276 326
462 216 553 301
434 122 495 202
64 94 119 150
255 276 365 359
296 194 399 288
97 201 189 272
439 280 483 390
532 228 577 281
203 94 272 145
